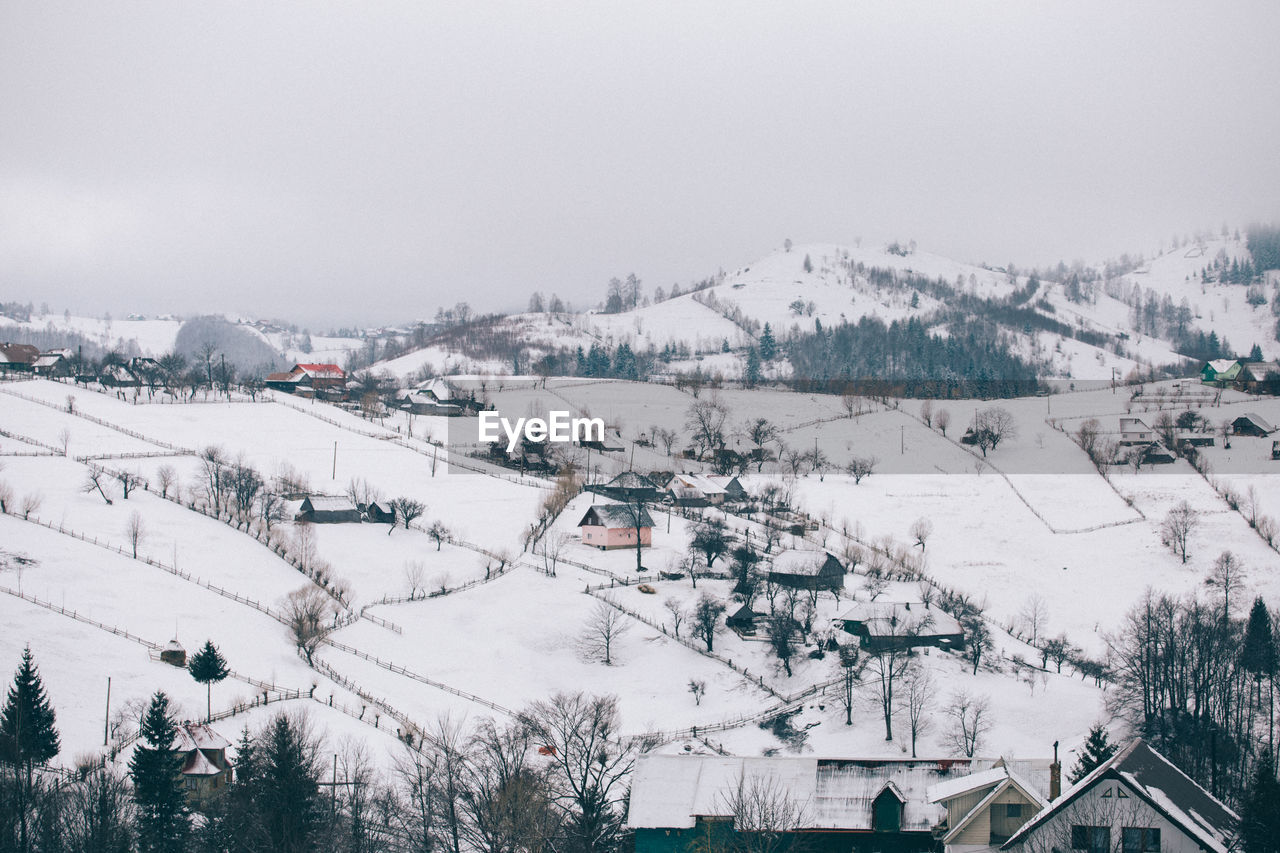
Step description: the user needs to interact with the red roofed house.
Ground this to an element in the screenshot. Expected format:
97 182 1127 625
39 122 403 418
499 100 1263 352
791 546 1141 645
264 363 347 396
176 722 234 801
0 342 39 373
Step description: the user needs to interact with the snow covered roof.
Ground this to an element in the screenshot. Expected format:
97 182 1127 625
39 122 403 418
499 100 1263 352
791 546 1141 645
1118 417 1150 431
301 495 358 512
1206 358 1239 373
668 473 726 496
578 504 654 529
294 363 345 379
837 601 963 637
1002 740 1237 853
1234 412 1275 432
175 722 231 753
927 766 1010 802
629 756 989 832
32 354 65 367
769 549 838 576
0 343 39 364
414 377 454 400
181 749 221 776
605 472 658 490
162 639 185 652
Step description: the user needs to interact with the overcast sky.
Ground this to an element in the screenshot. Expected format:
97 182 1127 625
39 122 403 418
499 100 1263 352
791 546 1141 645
2 1 1278 329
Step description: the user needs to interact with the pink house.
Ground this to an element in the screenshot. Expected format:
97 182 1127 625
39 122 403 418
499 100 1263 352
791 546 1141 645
577 504 654 550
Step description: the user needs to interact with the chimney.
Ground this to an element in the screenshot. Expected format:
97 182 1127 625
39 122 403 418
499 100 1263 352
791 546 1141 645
1049 740 1061 801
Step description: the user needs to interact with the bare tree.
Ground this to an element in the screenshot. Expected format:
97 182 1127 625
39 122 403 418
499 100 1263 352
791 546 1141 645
652 427 678 457
0 479 11 514
228 457 262 518
540 531 568 577
1206 550 1246 621
692 592 726 651
125 511 145 558
947 691 991 757
518 692 634 853
919 400 933 428
935 408 951 436
459 717 559 853
972 406 1017 456
766 615 797 677
156 464 177 499
745 417 779 471
846 456 877 485
57 428 71 456
664 597 686 638
909 517 933 551
1020 593 1048 646
83 469 113 504
715 769 811 853
579 599 630 665
686 397 729 461
391 745 441 853
841 389 865 419
283 585 332 664
903 661 935 758
404 560 426 599
258 490 286 531
427 520 450 551
1160 500 1198 563
865 634 915 741
19 491 42 520
292 520 318 573
688 679 706 706
391 496 426 532
199 445 228 512
114 469 145 500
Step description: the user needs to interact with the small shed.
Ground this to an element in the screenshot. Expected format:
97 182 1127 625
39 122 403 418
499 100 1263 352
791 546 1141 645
296 495 362 523
1141 442 1176 465
726 604 761 636
360 501 395 524
1232 413 1276 437
577 504 654 550
159 639 187 667
767 550 844 591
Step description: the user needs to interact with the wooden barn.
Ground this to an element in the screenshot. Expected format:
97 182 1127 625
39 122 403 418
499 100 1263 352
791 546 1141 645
589 471 661 503
577 504 654 550
726 603 761 636
0 342 39 372
296 495 362 523
836 600 965 652
767 550 844 591
1232 413 1276 436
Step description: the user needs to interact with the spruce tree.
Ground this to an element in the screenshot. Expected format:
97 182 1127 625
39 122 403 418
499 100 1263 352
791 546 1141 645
188 640 230 723
0 646 60 769
759 323 777 361
1238 750 1280 853
129 691 189 853
1242 598 1277 679
254 713 322 853
0 646 60 853
1068 723 1118 783
744 348 761 388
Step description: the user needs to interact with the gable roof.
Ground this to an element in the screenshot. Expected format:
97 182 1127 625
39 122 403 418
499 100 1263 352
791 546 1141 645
294 363 346 380
578 504 654 529
175 722 231 752
668 473 727 496
0 343 39 364
769 549 840 576
1205 358 1241 374
931 766 1047 845
300 495 359 512
605 471 658 491
1234 412 1275 432
1001 740 1237 853
837 600 964 638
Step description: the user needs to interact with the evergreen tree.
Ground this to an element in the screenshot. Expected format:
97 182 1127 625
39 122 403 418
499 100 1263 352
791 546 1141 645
574 346 587 376
1068 723 1118 783
129 691 189 853
0 646 60 853
744 347 761 388
253 713 322 853
1242 598 1278 679
1238 750 1280 853
188 640 230 723
759 323 777 361
0 647 60 769
1249 343 1264 362
803 253 813 273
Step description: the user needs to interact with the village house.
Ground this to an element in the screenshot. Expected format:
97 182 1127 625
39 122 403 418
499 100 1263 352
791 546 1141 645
767 550 845 591
176 722 234 801
706 475 748 504
0 342 40 372
98 363 141 388
629 755 1054 853
1231 412 1275 437
266 363 348 397
395 388 465 416
1199 359 1242 386
836 600 965 652
665 473 728 507
296 495 362 523
1236 360 1280 394
930 761 1053 853
577 504 654 550
31 350 72 377
1001 739 1237 853
1118 418 1155 446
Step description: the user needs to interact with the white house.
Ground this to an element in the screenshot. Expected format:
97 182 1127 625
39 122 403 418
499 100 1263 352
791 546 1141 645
1001 740 1236 853
930 763 1050 853
1118 418 1155 446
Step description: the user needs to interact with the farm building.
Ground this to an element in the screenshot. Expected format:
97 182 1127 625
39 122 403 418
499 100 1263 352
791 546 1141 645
1232 413 1275 436
725 603 762 636
706 475 748 503
589 471 661 503
1237 360 1280 394
665 473 728 507
0 342 39 372
296 495 362 523
99 364 141 388
32 351 71 377
159 639 187 667
360 500 395 524
176 722 234 801
395 389 465 416
1003 740 1236 853
836 600 965 651
577 504 654 550
629 755 1055 853
767 550 844 591
1139 442 1176 465
1200 359 1242 385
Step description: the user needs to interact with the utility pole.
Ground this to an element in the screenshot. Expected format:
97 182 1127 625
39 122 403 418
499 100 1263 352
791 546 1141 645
332 441 337 480
900 425 904 455
103 676 111 746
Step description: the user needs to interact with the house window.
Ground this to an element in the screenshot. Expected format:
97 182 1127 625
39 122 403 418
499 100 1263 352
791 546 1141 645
1005 803 1022 818
1071 826 1110 853
1122 828 1160 853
